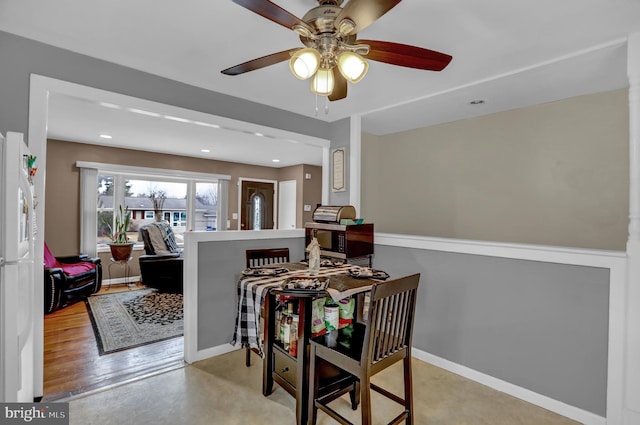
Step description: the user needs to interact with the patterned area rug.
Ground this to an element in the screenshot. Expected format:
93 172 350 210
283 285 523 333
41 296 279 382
86 288 183 355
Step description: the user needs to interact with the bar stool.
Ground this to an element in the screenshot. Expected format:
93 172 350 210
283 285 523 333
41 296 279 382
308 273 421 425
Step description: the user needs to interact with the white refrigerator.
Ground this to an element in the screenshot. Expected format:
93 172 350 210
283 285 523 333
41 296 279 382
0 131 36 402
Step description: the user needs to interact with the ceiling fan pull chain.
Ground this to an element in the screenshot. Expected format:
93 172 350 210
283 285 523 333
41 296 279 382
325 96 330 115
315 94 319 116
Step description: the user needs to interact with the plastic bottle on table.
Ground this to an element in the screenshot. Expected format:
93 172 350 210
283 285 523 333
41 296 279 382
307 237 320 276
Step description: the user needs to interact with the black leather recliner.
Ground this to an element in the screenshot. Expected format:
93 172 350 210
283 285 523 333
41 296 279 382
44 242 102 314
138 222 183 293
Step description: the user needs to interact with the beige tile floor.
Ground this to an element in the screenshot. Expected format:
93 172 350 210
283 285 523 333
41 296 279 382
67 349 581 425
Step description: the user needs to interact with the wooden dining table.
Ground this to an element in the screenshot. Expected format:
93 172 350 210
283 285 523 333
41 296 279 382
232 261 385 425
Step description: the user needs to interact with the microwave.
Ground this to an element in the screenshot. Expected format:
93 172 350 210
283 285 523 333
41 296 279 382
304 222 374 260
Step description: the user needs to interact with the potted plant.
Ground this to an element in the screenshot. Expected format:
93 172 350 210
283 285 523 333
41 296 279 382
102 205 134 261
149 189 167 222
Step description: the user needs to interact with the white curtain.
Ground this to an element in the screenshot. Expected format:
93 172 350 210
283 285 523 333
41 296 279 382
217 179 229 231
79 167 98 257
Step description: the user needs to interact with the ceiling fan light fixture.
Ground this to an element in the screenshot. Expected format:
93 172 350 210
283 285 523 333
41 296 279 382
311 67 335 95
337 52 369 83
289 48 321 80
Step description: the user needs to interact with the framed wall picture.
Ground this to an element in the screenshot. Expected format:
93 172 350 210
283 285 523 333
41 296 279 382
332 147 346 192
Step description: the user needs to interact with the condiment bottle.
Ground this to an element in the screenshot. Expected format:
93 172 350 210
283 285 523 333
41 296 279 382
289 314 299 357
324 301 339 331
283 302 294 350
279 302 292 344
274 309 282 342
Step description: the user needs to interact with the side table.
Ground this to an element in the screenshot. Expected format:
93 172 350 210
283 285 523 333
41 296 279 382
107 257 136 290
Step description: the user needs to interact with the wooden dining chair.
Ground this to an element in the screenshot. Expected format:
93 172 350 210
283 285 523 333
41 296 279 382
244 247 291 367
245 247 290 269
308 273 421 425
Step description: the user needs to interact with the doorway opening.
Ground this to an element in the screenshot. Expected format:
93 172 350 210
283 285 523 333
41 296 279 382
28 74 330 401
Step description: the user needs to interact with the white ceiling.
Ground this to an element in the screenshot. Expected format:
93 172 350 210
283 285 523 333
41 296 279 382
1 0 639 167
45 92 328 168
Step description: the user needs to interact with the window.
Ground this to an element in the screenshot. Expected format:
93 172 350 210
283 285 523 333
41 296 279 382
172 211 187 228
252 194 263 230
195 182 218 231
97 174 115 245
79 161 230 254
128 179 188 242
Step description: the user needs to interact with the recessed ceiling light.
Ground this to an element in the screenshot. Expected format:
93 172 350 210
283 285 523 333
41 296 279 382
255 132 264 137
99 102 121 109
194 121 220 129
272 159 280 163
469 100 485 105
128 108 161 117
164 115 190 123
201 149 210 153
99 134 112 139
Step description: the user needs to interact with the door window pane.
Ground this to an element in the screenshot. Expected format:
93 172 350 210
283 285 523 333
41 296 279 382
253 195 262 230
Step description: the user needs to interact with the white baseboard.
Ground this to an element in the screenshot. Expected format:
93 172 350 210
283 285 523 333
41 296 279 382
412 348 605 425
185 343 238 364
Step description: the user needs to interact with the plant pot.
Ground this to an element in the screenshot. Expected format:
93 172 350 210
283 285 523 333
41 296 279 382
109 242 134 261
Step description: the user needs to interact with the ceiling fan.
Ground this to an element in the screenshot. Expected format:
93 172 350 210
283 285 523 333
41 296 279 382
221 0 453 101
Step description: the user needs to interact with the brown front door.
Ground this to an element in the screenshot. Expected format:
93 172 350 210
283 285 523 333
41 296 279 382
241 180 274 230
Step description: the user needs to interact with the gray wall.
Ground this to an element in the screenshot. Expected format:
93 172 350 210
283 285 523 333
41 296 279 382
196 237 609 416
0 31 328 142
196 237 305 350
373 244 610 416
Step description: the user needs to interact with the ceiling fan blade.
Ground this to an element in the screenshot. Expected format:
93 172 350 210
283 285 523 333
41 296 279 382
329 71 348 101
221 49 299 75
335 0 402 34
232 0 314 33
358 39 452 71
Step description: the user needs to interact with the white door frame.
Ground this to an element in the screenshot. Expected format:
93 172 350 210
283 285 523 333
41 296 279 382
237 178 278 230
27 74 331 400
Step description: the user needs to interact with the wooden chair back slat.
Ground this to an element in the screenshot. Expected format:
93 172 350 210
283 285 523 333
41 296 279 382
309 273 421 425
364 274 420 366
245 248 290 268
243 247 291 368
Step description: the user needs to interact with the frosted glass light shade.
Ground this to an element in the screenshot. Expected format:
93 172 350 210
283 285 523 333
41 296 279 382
337 52 368 83
311 67 334 95
289 48 320 80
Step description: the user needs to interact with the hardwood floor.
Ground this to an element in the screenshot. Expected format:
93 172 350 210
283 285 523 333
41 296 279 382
43 285 185 401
